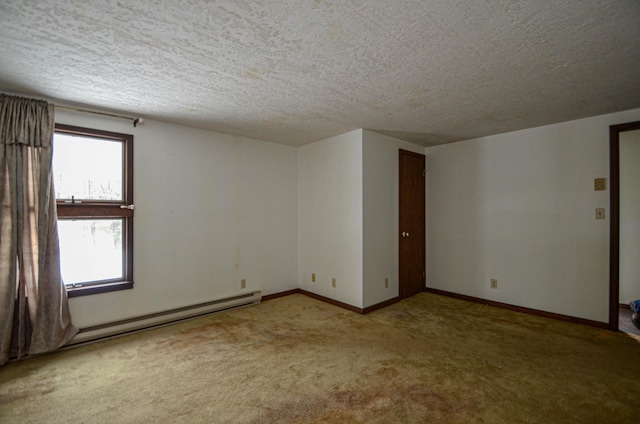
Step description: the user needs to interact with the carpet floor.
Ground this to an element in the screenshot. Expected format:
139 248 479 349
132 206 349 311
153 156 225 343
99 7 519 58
1 293 639 423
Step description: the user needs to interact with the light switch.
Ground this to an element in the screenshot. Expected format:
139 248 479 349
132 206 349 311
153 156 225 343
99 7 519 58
596 208 605 220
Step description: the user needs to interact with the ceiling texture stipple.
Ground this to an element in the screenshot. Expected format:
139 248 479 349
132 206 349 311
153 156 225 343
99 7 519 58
1 0 639 146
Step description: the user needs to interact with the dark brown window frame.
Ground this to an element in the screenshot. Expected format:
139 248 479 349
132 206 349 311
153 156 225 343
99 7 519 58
54 124 134 297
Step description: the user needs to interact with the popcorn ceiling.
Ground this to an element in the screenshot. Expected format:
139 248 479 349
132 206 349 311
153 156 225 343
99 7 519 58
0 0 639 146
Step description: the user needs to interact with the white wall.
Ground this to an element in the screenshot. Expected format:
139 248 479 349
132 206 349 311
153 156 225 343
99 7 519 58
298 129 424 309
55 110 299 328
56 104 640 326
362 130 424 308
426 108 640 323
298 130 364 308
620 129 640 304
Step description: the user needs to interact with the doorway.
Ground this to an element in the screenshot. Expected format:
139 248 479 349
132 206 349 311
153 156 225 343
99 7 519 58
609 120 640 331
399 149 425 299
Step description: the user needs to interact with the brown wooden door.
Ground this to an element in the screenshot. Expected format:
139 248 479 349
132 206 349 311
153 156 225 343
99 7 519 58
399 149 426 299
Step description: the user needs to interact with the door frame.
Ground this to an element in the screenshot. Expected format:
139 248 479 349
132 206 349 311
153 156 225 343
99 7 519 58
609 120 640 331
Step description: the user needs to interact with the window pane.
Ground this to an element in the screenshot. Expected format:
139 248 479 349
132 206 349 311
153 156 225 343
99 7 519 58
53 133 123 201
58 219 123 284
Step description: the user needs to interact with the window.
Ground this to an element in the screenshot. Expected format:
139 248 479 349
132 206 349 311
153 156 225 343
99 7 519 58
53 124 133 297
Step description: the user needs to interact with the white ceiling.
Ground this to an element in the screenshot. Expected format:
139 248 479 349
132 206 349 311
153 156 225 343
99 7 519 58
1 0 639 147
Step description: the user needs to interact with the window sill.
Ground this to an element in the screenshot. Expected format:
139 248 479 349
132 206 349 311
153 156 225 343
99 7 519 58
67 281 134 298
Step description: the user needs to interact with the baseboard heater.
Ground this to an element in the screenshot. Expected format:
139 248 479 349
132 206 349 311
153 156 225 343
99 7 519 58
67 290 262 346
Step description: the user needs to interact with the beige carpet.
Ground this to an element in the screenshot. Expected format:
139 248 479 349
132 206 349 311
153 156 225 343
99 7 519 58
1 293 639 423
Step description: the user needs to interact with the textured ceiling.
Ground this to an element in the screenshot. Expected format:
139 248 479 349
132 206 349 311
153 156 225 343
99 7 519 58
1 0 640 146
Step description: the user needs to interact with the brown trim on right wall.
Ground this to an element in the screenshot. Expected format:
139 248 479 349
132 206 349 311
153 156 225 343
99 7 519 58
299 290 363 314
261 289 401 314
426 288 609 330
609 120 640 331
362 297 401 314
261 289 301 302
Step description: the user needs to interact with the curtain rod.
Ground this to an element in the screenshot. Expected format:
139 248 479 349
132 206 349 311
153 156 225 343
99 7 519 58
55 105 145 127
1 90 145 127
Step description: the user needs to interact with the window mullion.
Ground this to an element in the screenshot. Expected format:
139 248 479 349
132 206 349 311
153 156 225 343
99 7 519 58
57 204 132 218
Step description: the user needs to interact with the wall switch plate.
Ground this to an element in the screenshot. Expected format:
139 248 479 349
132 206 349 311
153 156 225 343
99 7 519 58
596 208 605 220
312 273 316 282
241 279 246 289
385 278 389 288
332 278 336 288
594 178 606 191
490 279 498 289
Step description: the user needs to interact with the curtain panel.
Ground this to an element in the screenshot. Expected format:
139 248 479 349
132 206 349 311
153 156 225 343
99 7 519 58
0 94 77 365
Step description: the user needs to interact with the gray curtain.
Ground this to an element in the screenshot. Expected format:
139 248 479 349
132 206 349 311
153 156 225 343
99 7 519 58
0 94 77 365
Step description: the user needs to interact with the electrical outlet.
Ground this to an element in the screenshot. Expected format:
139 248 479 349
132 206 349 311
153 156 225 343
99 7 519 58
490 279 498 289
241 279 246 289
385 278 389 288
312 273 316 282
332 278 336 288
